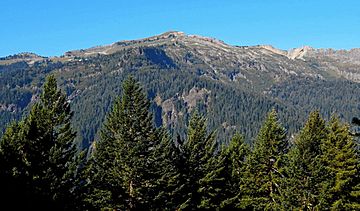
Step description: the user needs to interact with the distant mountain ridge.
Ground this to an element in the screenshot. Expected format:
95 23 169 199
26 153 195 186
2 31 360 83
1 31 360 148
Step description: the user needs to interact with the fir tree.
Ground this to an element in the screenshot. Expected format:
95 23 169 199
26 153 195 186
240 109 288 210
0 122 29 208
198 133 249 210
178 112 216 210
0 75 78 210
321 116 360 210
87 76 162 210
284 111 328 210
221 133 250 209
152 133 187 210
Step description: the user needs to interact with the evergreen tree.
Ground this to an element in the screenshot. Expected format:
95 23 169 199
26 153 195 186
321 116 360 210
0 122 29 208
87 76 162 210
0 75 78 210
152 133 187 210
240 109 288 210
198 133 249 210
221 134 250 209
284 111 328 210
178 112 216 210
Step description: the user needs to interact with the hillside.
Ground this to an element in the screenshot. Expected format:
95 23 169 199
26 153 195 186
1 31 360 148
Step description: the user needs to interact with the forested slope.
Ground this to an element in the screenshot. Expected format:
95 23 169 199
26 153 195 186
1 32 360 148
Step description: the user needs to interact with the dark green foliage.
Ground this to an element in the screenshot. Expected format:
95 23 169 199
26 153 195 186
178 113 217 209
2 50 360 150
240 109 288 210
199 133 249 210
283 111 328 210
86 76 162 210
0 75 79 210
0 122 29 207
283 112 360 210
321 116 360 210
269 78 360 122
152 133 187 210
1 74 359 210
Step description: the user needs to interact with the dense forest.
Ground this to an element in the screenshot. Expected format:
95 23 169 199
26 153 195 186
2 32 360 151
0 75 359 210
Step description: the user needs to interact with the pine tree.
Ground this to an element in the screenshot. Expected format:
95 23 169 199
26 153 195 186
197 145 225 210
321 116 360 210
87 76 162 210
284 111 328 210
198 133 249 210
0 122 29 208
221 134 250 209
0 75 78 210
240 109 288 210
178 112 216 210
152 133 187 210
41 75 78 208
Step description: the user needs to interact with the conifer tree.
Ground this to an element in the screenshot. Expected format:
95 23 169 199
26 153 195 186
178 112 216 210
0 75 78 209
221 134 250 209
321 116 360 210
198 133 249 209
39 75 78 208
0 122 29 208
87 76 162 210
152 133 187 210
240 109 288 210
284 111 328 210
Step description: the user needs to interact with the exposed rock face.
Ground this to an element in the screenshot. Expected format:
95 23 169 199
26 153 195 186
182 87 211 112
258 45 288 57
287 46 313 60
161 97 178 126
154 87 211 127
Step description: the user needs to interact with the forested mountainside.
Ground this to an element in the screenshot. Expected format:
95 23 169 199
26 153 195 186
1 76 359 210
1 31 360 148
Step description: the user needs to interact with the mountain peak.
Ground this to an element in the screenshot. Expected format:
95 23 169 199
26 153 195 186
157 31 185 38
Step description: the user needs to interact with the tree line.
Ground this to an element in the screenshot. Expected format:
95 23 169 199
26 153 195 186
0 75 359 210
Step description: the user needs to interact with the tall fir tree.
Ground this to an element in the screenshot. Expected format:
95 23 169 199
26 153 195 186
0 75 79 210
221 133 250 209
152 133 187 210
321 116 360 210
86 76 162 210
178 112 217 210
240 109 288 210
283 111 329 210
198 133 249 210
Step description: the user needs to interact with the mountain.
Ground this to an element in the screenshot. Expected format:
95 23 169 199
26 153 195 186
1 31 360 148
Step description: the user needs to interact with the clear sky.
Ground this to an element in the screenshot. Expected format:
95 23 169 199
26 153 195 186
1 0 359 57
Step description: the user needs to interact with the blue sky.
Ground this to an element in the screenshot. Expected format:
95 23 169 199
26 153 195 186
1 0 359 57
